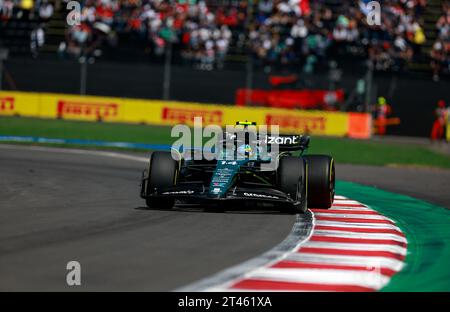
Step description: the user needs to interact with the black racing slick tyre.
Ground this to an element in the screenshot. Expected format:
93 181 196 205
277 156 308 213
146 151 179 209
304 155 335 209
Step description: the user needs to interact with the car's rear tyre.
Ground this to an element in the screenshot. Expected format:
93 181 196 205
145 151 179 209
304 155 335 209
277 156 307 213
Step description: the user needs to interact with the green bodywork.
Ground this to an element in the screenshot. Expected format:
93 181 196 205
208 159 248 198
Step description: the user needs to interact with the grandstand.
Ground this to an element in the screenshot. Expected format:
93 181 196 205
0 0 448 76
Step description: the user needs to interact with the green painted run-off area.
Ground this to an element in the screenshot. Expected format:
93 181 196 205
337 181 450 291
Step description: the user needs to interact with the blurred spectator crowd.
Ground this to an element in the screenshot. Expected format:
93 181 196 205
0 0 54 21
0 0 54 57
3 0 448 76
431 0 449 81
249 0 428 72
61 0 243 70
59 0 432 72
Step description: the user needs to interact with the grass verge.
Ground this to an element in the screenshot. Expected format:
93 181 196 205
1 116 450 169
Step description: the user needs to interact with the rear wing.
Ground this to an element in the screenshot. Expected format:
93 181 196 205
222 131 310 153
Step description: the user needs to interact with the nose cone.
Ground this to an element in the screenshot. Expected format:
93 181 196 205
208 161 241 198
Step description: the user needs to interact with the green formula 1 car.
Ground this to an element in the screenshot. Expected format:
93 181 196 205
140 122 335 213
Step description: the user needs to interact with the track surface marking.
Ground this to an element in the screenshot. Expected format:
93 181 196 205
184 197 407 292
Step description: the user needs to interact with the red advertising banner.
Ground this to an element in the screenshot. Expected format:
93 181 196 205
236 89 344 110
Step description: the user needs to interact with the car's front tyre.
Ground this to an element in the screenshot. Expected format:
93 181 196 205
277 156 308 213
145 151 179 209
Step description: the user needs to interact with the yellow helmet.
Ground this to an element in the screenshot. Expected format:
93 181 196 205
378 97 387 106
236 121 257 126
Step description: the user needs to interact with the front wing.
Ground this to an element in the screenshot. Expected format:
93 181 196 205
141 178 296 206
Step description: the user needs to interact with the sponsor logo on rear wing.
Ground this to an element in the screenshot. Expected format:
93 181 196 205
262 134 310 151
263 135 298 145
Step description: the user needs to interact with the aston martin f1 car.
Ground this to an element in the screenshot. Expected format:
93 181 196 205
140 122 335 213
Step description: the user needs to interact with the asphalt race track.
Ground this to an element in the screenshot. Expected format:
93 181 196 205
0 145 295 291
0 144 448 291
338 164 450 209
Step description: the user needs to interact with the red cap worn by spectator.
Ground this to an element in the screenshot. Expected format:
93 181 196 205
299 0 311 16
438 100 446 108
